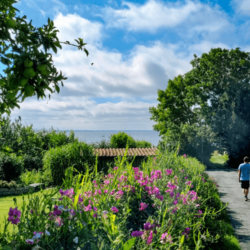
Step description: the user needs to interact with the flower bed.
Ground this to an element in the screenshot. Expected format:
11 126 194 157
0 151 240 250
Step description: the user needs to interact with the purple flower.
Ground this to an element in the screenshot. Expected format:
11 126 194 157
182 227 190 239
185 181 192 186
165 169 173 176
173 199 178 205
111 207 119 213
8 207 21 225
93 213 98 218
53 205 62 216
93 207 98 211
84 204 92 212
139 202 148 211
131 231 144 237
144 222 155 231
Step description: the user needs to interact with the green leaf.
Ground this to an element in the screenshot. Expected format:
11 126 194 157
122 238 136 250
84 48 89 57
90 243 99 250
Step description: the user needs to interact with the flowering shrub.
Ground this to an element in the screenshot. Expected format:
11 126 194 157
0 151 240 250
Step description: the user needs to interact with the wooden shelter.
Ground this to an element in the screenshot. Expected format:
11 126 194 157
94 148 158 172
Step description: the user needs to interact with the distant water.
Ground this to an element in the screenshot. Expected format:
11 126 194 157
65 130 160 146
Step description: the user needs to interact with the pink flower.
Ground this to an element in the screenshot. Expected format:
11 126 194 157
160 232 172 244
55 217 63 227
185 181 192 186
8 207 21 225
93 207 98 211
165 169 173 176
184 177 188 179
84 205 92 212
131 231 144 237
111 207 119 213
183 154 187 157
156 195 164 201
147 231 153 245
113 167 118 171
139 202 148 211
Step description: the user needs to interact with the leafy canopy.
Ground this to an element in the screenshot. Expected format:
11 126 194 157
150 48 250 165
0 0 88 115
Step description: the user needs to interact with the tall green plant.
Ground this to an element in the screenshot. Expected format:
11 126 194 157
43 141 95 185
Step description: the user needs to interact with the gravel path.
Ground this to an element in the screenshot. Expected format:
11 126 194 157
207 169 250 250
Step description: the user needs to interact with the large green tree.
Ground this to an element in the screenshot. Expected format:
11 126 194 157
150 48 250 166
0 0 88 115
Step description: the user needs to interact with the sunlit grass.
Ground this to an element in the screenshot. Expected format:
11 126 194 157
0 188 59 234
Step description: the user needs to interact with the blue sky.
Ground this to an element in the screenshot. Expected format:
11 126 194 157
6 0 250 130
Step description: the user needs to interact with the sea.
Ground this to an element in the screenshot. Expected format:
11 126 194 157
65 130 161 146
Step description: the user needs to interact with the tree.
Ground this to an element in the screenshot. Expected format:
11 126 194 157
150 48 250 166
0 0 88 115
110 132 136 148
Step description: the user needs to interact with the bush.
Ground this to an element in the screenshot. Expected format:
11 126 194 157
20 169 52 187
0 153 23 182
22 154 43 171
135 140 152 148
110 132 136 148
43 141 95 185
0 180 25 188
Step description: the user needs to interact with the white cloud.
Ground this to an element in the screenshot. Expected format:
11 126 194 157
103 0 231 35
54 13 103 46
231 0 250 16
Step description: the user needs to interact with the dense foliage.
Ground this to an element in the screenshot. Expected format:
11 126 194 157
0 152 240 249
150 48 250 167
43 141 95 185
110 132 152 149
0 152 23 181
0 0 88 115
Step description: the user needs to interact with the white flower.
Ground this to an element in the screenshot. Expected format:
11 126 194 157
45 230 51 236
77 248 81 250
73 237 78 244
32 245 40 250
32 233 41 239
69 226 72 232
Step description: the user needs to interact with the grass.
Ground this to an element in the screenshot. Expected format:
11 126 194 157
0 188 58 234
208 152 229 169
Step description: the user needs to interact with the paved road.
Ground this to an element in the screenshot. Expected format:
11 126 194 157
207 169 250 250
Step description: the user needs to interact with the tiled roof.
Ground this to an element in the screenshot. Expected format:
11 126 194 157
94 148 158 157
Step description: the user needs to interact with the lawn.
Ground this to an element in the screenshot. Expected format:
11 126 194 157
0 188 58 233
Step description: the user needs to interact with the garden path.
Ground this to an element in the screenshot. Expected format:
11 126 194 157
207 169 250 250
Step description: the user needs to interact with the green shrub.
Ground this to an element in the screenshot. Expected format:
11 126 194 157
110 132 136 148
0 153 23 181
22 154 43 171
43 141 95 185
0 180 25 188
20 169 52 187
135 140 152 148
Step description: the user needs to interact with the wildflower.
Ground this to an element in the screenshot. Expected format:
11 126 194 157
55 217 63 227
172 207 178 214
113 166 118 171
156 195 164 201
45 230 50 236
160 232 172 244
32 245 40 250
26 239 34 244
165 169 173 176
8 207 21 225
33 232 42 239
131 231 144 237
173 199 178 205
147 231 153 245
144 222 155 231
183 154 187 157
111 207 119 213
30 209 33 214
196 210 203 217
139 203 148 211
184 177 188 179
93 207 98 211
93 213 98 218
73 237 78 244
53 205 62 216
182 227 190 239
185 181 192 186
103 210 108 214
84 204 92 212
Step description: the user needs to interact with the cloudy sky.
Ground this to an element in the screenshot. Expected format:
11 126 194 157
6 0 250 130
